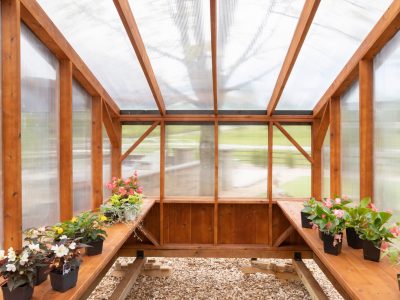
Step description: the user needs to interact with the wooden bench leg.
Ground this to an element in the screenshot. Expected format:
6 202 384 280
109 257 147 300
292 259 329 300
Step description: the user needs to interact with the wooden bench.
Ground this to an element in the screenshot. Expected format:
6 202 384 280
0 198 155 300
278 200 400 300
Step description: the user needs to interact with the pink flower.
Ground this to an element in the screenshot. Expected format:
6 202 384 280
381 241 389 252
312 223 318 230
129 189 134 195
342 195 349 200
333 209 344 219
367 203 378 212
324 199 333 208
119 187 127 196
390 226 400 237
106 183 113 190
334 198 341 204
112 177 117 181
321 214 326 219
124 179 131 185
137 187 143 194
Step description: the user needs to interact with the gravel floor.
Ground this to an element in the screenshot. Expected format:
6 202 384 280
89 258 343 300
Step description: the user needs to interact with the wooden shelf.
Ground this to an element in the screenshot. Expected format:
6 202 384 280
278 200 400 300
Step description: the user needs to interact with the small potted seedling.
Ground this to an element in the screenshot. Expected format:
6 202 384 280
381 225 400 289
344 198 371 249
301 198 317 229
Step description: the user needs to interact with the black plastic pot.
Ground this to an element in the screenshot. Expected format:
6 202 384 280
104 211 118 222
362 240 381 262
1 284 34 300
50 267 79 292
346 227 363 249
322 232 343 255
301 211 312 228
86 239 104 256
34 265 49 286
397 274 400 290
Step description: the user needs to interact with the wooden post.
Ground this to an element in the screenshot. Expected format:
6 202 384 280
359 59 374 200
92 96 103 210
330 97 341 198
160 121 165 245
268 122 273 246
111 119 122 178
214 120 218 244
59 60 73 221
2 0 22 249
311 118 322 200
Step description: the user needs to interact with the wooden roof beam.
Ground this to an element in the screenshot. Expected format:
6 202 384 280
211 0 218 114
266 0 320 116
114 0 166 115
313 0 400 117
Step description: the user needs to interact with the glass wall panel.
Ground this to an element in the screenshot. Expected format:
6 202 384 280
219 125 267 197
277 0 391 110
322 128 330 199
165 125 214 197
373 31 400 215
21 24 60 229
341 82 360 203
130 0 213 110
273 126 311 198
217 0 303 110
72 80 92 214
122 125 160 197
38 0 156 110
103 126 112 200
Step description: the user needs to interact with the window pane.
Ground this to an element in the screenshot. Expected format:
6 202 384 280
122 125 160 197
218 0 304 110
273 126 311 198
373 31 400 215
277 0 390 110
130 0 213 110
322 127 330 199
38 0 156 110
103 126 112 200
219 125 267 197
341 82 360 203
73 80 92 214
21 24 60 229
166 125 214 197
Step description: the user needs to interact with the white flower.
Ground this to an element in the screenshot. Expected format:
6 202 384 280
38 226 46 232
6 264 16 272
53 244 69 258
19 252 29 266
28 243 40 252
7 248 16 262
60 235 68 240
0 250 6 260
30 230 39 239
23 241 30 247
69 242 76 250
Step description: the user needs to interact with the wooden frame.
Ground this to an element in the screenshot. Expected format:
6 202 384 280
329 97 341 198
92 96 103 210
210 0 218 114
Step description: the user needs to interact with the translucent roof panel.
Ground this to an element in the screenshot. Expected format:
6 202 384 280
277 0 391 110
129 0 213 110
217 0 304 110
37 0 157 110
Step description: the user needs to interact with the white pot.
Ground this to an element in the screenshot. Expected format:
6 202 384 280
124 209 136 221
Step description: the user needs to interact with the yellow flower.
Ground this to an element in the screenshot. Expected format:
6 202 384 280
71 217 77 223
57 228 63 234
99 215 107 222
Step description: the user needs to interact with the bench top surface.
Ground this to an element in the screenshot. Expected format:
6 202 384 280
0 198 155 300
278 200 400 300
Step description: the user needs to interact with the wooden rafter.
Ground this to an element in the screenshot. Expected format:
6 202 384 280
273 122 314 164
266 0 320 115
103 101 120 147
211 0 218 114
120 121 160 162
313 0 400 117
114 0 166 115
20 0 120 115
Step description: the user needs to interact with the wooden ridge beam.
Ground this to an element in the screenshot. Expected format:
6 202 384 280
103 101 120 147
20 0 120 115
274 121 313 163
114 0 166 115
267 0 320 115
313 0 400 117
120 121 160 162
273 226 295 248
211 0 218 114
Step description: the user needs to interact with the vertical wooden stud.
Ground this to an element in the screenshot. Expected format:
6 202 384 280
268 122 273 246
330 97 341 198
111 119 122 179
214 119 218 244
59 60 73 221
2 0 21 249
160 120 165 245
359 59 374 200
92 96 103 210
312 118 322 200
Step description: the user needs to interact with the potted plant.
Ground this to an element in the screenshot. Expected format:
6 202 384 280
358 209 393 262
301 198 317 228
121 193 142 221
309 202 348 255
381 226 400 289
73 212 108 256
0 247 36 300
48 237 83 293
344 197 371 249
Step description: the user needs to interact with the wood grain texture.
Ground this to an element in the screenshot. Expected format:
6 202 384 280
210 0 218 114
59 60 73 221
315 102 330 150
267 0 320 115
313 0 400 117
113 0 166 115
102 102 120 147
268 122 273 246
214 120 219 244
92 96 103 210
278 200 400 300
20 0 120 115
359 59 374 200
311 118 322 199
160 121 166 245
111 120 122 178
329 97 341 198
